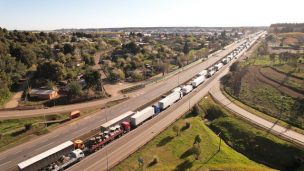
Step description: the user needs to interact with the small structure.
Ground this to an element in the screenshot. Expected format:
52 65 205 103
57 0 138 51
30 89 58 100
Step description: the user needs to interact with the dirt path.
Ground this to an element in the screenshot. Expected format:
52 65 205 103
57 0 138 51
253 66 304 99
3 92 22 108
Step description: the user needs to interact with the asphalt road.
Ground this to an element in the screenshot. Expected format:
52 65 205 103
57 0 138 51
0 38 250 171
67 34 264 171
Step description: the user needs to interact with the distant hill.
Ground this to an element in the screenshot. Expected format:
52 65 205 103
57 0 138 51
269 23 304 33
54 26 267 34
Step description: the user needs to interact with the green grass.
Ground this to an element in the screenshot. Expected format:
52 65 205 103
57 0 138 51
244 55 283 66
0 89 13 108
221 87 304 135
113 113 273 170
225 78 304 129
275 64 304 79
0 114 69 151
199 96 304 171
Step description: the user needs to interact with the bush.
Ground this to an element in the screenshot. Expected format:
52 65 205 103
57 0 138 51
152 155 159 164
185 122 191 129
148 155 159 167
24 123 33 130
131 69 144 81
192 104 202 116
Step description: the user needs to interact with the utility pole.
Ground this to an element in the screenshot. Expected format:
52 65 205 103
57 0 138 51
217 132 222 152
44 113 47 128
279 96 285 119
177 71 180 85
106 147 109 171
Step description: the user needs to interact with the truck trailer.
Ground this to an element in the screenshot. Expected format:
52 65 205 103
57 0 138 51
191 76 205 87
18 141 74 171
45 149 85 171
158 91 182 110
181 85 193 95
214 63 223 71
131 106 155 127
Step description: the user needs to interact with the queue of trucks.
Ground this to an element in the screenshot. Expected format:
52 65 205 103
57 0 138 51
17 32 262 171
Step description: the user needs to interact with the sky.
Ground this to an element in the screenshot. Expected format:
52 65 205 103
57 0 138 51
0 0 303 30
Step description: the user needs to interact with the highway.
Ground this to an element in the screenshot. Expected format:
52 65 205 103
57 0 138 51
67 36 261 171
0 39 249 171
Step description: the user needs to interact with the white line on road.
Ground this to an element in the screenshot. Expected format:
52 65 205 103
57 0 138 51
33 142 55 153
0 161 11 167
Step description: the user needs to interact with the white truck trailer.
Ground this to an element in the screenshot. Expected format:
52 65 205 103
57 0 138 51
206 70 216 78
172 87 181 93
131 106 155 126
181 85 193 95
158 91 182 110
197 70 207 77
214 63 223 71
222 58 229 64
18 141 74 171
191 75 205 87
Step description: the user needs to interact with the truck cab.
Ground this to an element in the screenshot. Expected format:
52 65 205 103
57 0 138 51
121 121 131 133
71 149 85 160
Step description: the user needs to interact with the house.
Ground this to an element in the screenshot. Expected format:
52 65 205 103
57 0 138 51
30 89 58 100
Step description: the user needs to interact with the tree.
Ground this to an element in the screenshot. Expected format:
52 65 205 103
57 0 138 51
183 42 190 55
36 60 65 82
83 68 102 90
67 81 83 98
109 68 125 82
192 104 202 116
269 53 276 65
10 44 37 67
83 53 95 66
183 42 190 64
194 135 202 145
229 62 239 72
191 144 201 160
122 42 140 54
46 81 58 91
63 43 74 54
131 69 144 81
56 52 66 64
173 125 180 136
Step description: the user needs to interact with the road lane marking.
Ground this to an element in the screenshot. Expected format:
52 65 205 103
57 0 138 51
0 161 11 167
33 142 55 153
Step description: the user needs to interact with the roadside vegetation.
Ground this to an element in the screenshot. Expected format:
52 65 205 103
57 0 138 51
222 28 304 130
0 107 102 152
114 96 304 170
0 114 68 151
0 27 245 108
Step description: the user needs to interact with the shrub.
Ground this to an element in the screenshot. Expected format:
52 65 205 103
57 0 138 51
24 123 33 130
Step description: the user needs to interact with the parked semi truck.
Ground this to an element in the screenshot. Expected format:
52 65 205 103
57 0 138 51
43 149 85 171
18 141 75 171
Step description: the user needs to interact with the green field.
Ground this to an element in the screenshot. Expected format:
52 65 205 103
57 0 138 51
113 96 304 171
113 108 274 170
0 114 70 151
200 97 304 171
